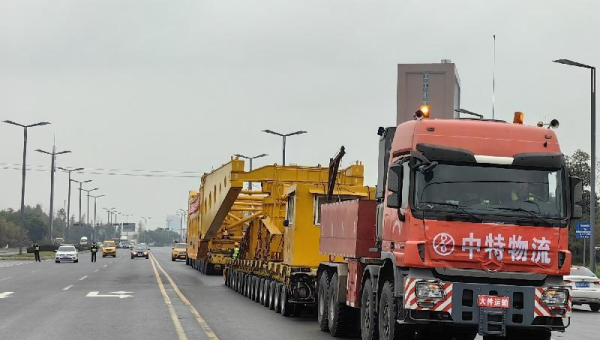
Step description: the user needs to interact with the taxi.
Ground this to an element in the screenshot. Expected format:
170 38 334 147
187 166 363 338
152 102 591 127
171 243 187 261
102 240 117 257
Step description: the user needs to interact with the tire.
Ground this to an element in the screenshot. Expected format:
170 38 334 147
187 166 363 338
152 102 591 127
361 277 378 340
329 273 353 337
263 280 271 307
317 271 330 332
281 285 293 317
269 281 277 310
74 260 78 263
452 329 477 340
245 275 252 298
259 278 266 304
254 278 261 302
274 283 282 313
131 256 134 259
378 280 414 340
55 260 59 263
239 274 246 295
590 303 600 312
146 256 149 259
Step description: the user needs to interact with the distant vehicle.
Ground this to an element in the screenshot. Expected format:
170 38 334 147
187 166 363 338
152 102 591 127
121 241 132 249
565 266 600 312
80 236 88 246
131 245 149 259
97 242 103 247
171 243 187 262
55 245 78 263
54 238 65 246
102 240 117 258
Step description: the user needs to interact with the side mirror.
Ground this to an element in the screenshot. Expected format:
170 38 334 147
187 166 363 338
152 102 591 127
54 250 57 252
387 163 403 192
283 220 290 227
387 193 400 209
570 176 583 203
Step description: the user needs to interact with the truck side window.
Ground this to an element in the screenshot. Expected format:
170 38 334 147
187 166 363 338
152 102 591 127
286 193 296 226
401 162 410 209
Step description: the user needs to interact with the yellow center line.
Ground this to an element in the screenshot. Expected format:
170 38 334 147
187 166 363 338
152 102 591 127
151 254 221 340
149 253 188 340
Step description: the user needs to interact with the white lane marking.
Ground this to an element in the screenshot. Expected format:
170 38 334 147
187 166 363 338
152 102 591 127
62 285 73 291
0 292 14 299
0 276 12 282
93 269 99 273
103 265 107 268
79 276 88 281
86 291 133 298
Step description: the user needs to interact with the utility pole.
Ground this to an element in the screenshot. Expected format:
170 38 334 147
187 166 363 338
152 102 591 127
3 120 50 253
36 145 71 244
91 195 104 242
82 188 99 226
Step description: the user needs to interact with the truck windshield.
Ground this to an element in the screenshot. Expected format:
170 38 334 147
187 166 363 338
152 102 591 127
414 163 565 221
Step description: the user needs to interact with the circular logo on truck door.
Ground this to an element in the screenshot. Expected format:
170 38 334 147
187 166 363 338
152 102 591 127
433 233 455 256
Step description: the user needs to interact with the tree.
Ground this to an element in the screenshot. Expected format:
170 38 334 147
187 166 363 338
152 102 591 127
565 149 599 265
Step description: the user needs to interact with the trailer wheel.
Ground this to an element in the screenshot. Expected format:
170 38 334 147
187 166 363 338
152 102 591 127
254 277 261 302
269 281 277 310
378 280 414 340
361 277 378 340
263 279 271 307
329 273 352 337
259 278 266 304
246 275 253 298
281 285 293 317
274 283 282 313
317 271 331 332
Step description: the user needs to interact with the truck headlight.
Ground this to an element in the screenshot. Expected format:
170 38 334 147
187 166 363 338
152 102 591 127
541 289 568 306
416 282 444 299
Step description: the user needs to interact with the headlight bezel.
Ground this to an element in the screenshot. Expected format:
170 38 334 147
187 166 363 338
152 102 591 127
415 281 444 299
541 288 569 306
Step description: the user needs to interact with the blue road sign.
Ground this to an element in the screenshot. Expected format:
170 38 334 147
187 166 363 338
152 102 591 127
576 222 591 239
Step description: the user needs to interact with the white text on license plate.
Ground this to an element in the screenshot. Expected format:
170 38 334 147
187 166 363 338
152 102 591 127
477 295 510 308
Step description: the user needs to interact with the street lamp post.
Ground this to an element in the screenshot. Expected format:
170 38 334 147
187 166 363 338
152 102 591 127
36 146 71 244
91 195 105 241
234 153 268 189
72 179 92 225
554 59 597 272
178 209 187 242
58 167 84 243
141 217 151 244
3 120 50 253
262 130 307 166
82 188 99 226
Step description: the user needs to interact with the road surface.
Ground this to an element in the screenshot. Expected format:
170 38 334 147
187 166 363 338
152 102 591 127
0 247 596 339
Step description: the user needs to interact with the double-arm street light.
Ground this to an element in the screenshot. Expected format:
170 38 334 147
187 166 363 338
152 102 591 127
177 209 187 242
91 194 105 241
262 130 307 166
36 146 71 244
3 120 50 254
554 59 597 272
71 179 92 225
81 187 99 226
234 153 268 189
58 167 84 242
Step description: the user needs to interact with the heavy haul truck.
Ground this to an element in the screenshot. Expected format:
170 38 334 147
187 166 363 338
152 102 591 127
191 156 372 314
316 111 582 340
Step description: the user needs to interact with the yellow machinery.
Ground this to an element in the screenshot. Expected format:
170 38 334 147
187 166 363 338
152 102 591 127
194 156 373 316
186 162 264 274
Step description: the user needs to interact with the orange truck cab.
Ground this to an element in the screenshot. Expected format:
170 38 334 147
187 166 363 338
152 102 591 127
318 115 582 340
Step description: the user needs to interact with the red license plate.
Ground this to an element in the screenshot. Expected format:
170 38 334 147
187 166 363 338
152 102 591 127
477 295 510 308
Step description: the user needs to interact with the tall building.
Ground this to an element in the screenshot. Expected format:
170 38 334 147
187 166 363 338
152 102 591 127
397 60 461 124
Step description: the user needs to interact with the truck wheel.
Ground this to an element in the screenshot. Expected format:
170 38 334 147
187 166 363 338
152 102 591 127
269 281 277 310
378 280 414 340
361 277 378 340
590 303 600 312
329 273 352 337
318 271 330 331
274 283 282 313
281 286 293 317
263 279 271 307
245 276 252 298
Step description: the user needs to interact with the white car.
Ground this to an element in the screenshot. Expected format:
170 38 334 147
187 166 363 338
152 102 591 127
55 245 79 263
564 266 600 312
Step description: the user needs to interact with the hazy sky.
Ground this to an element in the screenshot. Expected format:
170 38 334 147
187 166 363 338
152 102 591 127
0 0 598 230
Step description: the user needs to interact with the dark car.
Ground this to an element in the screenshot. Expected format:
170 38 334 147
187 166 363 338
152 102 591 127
131 245 149 259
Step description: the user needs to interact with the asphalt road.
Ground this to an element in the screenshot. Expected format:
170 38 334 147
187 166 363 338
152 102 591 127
0 247 597 340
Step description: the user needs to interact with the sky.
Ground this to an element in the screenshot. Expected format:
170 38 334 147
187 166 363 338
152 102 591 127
0 0 598 230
